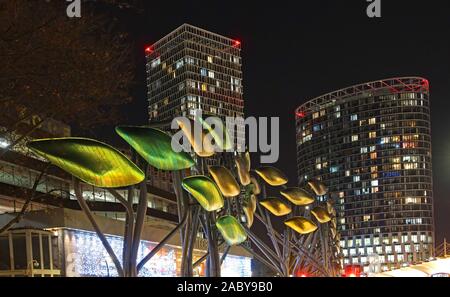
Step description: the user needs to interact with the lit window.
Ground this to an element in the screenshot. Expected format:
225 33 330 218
369 118 376 125
371 180 378 187
352 135 359 142
347 240 354 247
370 152 377 159
405 197 420 204
330 166 339 173
404 163 419 170
208 71 215 78
363 215 371 222
185 57 195 64
200 68 207 76
369 132 377 139
175 59 184 69
351 114 358 121
151 57 161 68
361 147 368 154
353 176 360 182
403 142 417 149
207 56 213 63
393 164 401 170
313 112 319 119
303 134 312 142
345 170 350 177
201 84 207 91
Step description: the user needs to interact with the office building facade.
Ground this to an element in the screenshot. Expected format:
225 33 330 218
295 77 434 272
145 24 245 190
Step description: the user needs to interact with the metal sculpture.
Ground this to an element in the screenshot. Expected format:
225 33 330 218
27 118 342 277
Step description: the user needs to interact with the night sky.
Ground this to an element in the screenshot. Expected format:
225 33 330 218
111 1 450 243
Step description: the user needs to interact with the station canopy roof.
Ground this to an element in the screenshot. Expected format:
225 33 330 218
374 257 450 277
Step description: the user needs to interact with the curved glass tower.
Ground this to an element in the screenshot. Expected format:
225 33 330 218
295 77 434 273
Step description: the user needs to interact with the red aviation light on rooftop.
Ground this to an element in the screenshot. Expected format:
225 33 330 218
421 78 430 90
144 46 154 54
232 40 241 47
296 111 306 118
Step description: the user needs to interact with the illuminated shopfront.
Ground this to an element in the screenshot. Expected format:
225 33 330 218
62 228 252 277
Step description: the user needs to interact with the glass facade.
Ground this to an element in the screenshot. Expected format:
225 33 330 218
146 24 244 126
145 24 245 185
0 157 178 219
295 77 434 271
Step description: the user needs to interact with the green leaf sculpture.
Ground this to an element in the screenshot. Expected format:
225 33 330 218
27 138 145 188
196 115 233 151
255 166 288 186
115 126 194 171
216 215 247 245
280 188 315 206
181 175 224 211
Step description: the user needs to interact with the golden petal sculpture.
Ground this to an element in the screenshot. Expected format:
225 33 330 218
284 217 318 235
175 118 215 157
327 201 337 217
259 198 292 216
250 176 261 195
197 116 232 151
307 179 327 196
280 188 315 206
181 175 224 211
244 151 251 170
216 215 247 245
208 166 240 197
255 167 288 187
27 138 145 188
115 126 195 171
243 204 254 228
235 154 251 186
250 194 257 213
330 227 337 239
311 206 332 223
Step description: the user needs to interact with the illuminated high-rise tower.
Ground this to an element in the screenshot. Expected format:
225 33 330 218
295 77 434 273
145 24 245 190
